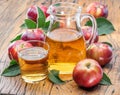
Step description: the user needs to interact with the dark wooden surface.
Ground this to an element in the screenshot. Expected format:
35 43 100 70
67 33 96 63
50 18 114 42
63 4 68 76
0 0 120 95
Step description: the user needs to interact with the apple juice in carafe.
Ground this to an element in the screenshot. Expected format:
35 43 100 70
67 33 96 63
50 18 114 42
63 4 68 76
46 28 86 74
46 2 97 74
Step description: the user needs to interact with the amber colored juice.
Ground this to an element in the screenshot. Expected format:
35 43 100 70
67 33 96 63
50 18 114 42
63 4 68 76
18 47 48 83
46 28 86 74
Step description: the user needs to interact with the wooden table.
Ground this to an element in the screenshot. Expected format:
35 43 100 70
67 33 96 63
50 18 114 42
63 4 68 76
0 0 120 95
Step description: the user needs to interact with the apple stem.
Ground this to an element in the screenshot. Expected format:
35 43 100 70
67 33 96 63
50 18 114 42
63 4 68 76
86 63 91 69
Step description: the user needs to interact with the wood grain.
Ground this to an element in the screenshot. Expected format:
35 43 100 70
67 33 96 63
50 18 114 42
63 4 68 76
0 0 120 95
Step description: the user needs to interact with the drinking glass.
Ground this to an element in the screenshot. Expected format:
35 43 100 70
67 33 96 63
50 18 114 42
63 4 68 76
17 40 49 83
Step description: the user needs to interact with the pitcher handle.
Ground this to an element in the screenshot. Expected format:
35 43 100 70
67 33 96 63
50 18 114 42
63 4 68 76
80 14 97 47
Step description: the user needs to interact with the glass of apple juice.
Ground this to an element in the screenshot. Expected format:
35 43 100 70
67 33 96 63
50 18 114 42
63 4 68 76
17 40 49 83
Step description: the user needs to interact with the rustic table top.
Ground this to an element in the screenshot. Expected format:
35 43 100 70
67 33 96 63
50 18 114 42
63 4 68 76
0 0 120 95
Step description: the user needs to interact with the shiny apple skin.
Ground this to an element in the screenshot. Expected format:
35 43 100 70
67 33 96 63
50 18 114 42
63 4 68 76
8 40 32 62
21 29 45 41
87 2 108 18
82 26 99 44
27 5 38 22
40 5 49 17
73 59 103 88
87 42 113 66
27 5 49 22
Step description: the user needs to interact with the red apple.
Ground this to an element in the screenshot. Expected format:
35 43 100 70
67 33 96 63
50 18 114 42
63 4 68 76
86 2 108 18
87 42 113 66
40 5 49 18
8 40 32 62
82 26 99 44
21 29 45 41
73 59 103 88
27 5 38 22
27 5 49 22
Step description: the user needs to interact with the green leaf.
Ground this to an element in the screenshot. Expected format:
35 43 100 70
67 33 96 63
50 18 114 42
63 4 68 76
99 72 112 85
42 21 50 33
43 21 50 29
51 22 60 31
24 19 37 29
48 70 65 84
85 17 115 35
10 60 18 66
37 7 46 28
10 34 22 43
1 60 20 77
102 42 113 48
54 3 61 7
20 23 27 29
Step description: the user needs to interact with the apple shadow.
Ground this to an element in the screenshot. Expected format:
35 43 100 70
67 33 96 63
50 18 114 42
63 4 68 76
79 84 100 91
102 62 113 69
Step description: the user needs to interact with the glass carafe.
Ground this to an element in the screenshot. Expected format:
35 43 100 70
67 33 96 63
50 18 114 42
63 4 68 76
46 2 97 74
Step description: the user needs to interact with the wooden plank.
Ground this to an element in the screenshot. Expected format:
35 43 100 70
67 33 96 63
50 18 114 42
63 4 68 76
0 0 120 95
